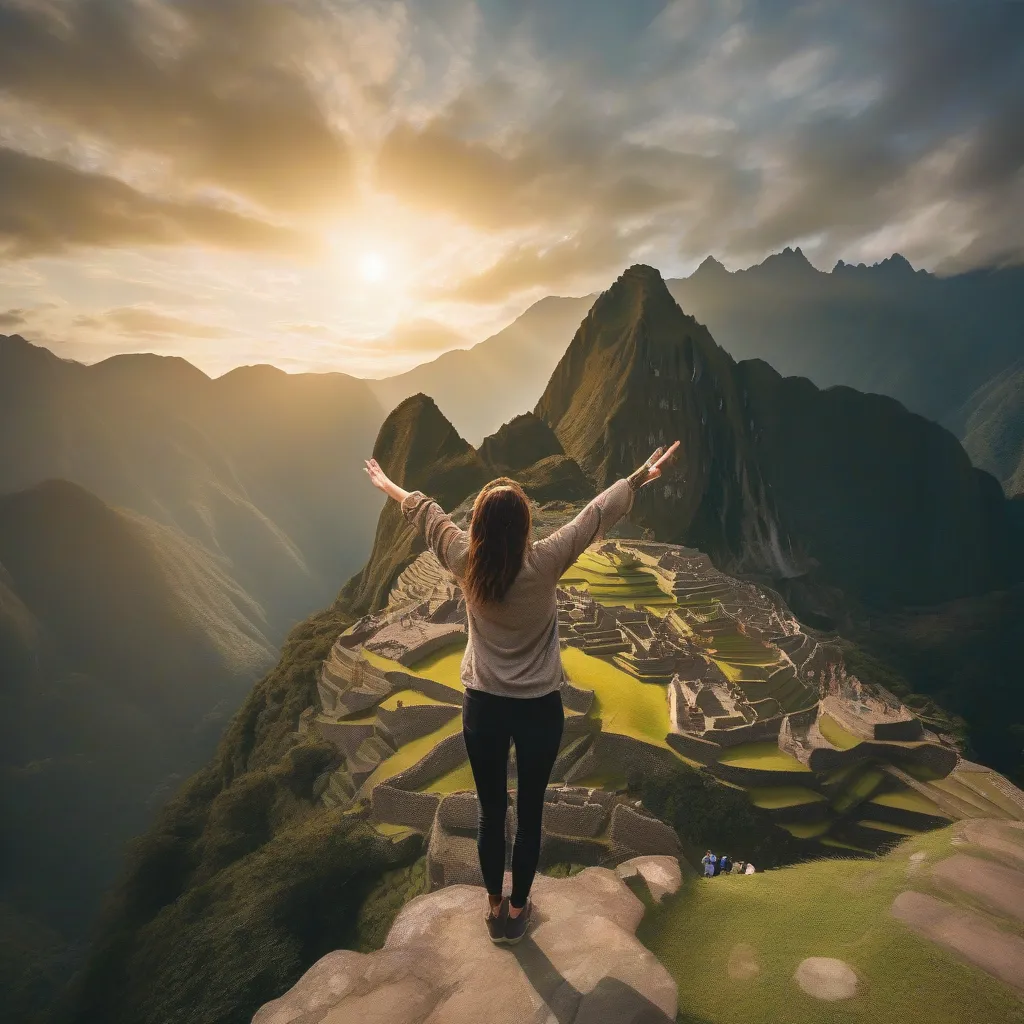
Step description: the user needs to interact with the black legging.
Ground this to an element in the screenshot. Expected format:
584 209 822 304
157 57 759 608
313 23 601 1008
462 687 564 908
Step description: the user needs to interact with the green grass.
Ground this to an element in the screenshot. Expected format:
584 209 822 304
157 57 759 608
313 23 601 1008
371 822 417 840
408 643 467 688
869 788 948 817
857 819 919 836
778 819 831 839
831 767 885 813
748 786 827 810
363 643 466 691
638 825 1024 1024
363 716 463 790
950 771 1024 821
718 742 811 773
571 766 630 791
560 550 675 608
379 689 453 712
818 713 862 750
561 646 671 747
422 760 476 795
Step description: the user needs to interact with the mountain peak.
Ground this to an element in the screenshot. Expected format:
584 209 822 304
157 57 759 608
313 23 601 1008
691 255 728 280
878 252 916 274
372 392 484 499
759 246 818 275
479 411 564 472
832 253 918 276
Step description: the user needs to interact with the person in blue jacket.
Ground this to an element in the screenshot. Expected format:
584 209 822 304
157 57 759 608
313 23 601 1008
702 851 717 878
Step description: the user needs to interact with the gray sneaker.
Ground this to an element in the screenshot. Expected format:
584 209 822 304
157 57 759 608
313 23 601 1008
504 899 531 945
485 898 508 943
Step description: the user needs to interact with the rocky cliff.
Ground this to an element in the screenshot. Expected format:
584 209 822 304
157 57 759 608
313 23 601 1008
535 265 1016 606
338 394 489 614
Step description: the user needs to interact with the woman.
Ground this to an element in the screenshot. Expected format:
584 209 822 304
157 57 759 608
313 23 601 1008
364 439 679 944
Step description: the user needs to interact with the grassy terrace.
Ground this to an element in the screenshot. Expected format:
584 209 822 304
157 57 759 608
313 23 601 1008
423 760 476 795
560 550 675 608
363 716 463 790
951 770 1024 820
363 641 467 691
869 788 948 817
379 689 454 711
779 819 831 839
561 646 672 748
818 713 862 750
717 742 811 772
832 767 885 813
748 786 827 809
637 825 1023 1024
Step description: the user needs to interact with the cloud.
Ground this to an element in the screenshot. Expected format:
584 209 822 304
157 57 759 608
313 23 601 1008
0 147 315 258
0 307 26 328
277 317 467 355
73 305 230 338
433 224 645 303
0 0 353 215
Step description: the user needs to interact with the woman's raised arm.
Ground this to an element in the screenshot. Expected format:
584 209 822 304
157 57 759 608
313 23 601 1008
362 458 467 575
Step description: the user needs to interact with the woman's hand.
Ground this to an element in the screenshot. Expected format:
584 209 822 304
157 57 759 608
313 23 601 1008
363 458 410 504
628 440 681 491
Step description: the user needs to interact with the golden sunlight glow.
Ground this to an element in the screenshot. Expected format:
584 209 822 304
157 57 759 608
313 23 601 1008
358 251 387 283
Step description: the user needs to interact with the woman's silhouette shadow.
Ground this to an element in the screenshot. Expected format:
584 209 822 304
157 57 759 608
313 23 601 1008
510 931 677 1024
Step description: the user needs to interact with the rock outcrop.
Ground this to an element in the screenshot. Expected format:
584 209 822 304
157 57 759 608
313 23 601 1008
252 860 682 1024
339 394 489 614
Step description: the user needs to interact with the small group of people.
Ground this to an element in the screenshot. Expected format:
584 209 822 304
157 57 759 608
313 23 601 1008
702 851 755 877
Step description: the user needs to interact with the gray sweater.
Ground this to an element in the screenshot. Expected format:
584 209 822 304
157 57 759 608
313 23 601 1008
400 479 636 698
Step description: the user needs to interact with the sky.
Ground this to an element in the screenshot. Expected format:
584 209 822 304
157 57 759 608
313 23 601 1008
0 0 1022 377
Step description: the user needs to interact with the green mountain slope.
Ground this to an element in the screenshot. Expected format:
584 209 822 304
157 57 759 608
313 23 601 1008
535 265 1016 607
958 361 1024 496
51 601 416 1024
0 335 385 640
0 480 275 1020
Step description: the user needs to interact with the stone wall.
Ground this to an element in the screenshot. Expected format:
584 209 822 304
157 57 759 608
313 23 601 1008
314 719 376 761
387 731 469 791
544 801 607 838
711 717 784 748
711 761 823 789
383 668 463 705
398 628 466 666
377 703 460 749
666 732 721 764
436 792 482 833
609 804 681 857
371 784 441 833
561 681 595 714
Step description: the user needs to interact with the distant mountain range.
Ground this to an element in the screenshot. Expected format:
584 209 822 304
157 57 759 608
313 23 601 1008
0 480 274 1014
366 294 596 446
0 335 387 640
347 265 1018 621
367 250 1024 495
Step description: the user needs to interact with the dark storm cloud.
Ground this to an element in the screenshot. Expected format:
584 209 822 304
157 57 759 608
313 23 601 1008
0 147 313 258
0 0 352 214
727 1 1024 261
380 0 1024 290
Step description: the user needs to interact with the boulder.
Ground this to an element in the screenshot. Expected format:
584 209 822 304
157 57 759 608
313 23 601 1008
252 868 677 1024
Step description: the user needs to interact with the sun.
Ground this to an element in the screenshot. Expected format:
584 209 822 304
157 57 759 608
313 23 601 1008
358 251 387 283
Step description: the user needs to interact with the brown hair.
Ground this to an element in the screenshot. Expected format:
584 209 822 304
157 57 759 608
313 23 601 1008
464 477 531 604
